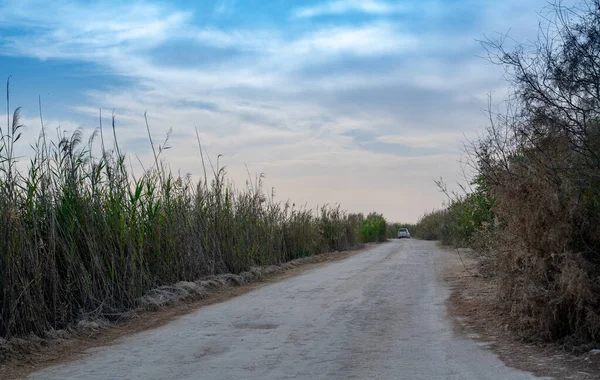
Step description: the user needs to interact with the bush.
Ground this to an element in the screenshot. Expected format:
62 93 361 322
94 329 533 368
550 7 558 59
466 0 600 347
361 213 387 242
410 181 494 247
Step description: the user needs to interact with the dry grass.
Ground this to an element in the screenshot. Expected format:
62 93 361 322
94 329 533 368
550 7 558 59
472 146 600 349
0 247 367 379
445 250 600 379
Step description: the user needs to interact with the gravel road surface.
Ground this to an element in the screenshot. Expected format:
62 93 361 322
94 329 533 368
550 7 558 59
30 239 547 380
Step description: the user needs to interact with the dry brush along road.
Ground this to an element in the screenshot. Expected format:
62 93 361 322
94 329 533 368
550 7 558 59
28 239 548 380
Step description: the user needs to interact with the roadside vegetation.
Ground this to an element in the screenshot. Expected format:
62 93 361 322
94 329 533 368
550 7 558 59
361 213 388 242
0 104 386 344
415 0 600 350
407 175 494 247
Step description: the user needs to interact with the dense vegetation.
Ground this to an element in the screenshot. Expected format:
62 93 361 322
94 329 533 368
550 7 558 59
361 213 388 242
0 107 386 341
407 175 494 246
415 0 600 349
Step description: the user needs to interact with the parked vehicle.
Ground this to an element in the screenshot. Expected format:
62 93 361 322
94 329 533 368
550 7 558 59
397 228 411 239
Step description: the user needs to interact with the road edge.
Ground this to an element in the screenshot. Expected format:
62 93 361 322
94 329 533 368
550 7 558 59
442 246 600 379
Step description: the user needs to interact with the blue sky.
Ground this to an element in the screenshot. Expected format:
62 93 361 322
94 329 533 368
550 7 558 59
0 0 553 221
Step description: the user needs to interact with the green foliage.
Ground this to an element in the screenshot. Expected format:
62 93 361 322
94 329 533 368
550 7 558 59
411 175 495 246
361 213 387 242
0 109 384 341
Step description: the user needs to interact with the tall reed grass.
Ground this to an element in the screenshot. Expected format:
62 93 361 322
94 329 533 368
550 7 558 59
0 97 374 340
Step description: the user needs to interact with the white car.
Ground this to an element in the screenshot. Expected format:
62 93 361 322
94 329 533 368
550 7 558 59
397 228 411 239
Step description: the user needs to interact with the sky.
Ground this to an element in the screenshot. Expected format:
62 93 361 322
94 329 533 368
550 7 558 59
0 0 554 222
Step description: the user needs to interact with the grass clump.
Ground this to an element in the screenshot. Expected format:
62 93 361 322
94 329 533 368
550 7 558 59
0 99 382 342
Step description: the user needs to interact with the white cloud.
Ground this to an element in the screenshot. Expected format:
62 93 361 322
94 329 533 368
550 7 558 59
288 23 418 56
212 0 236 17
293 0 409 18
2 2 188 51
375 132 471 151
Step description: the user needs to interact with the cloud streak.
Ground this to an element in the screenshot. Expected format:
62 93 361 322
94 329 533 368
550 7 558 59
293 0 409 18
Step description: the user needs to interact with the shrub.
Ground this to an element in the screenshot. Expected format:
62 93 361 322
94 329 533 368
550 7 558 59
410 185 494 247
466 0 600 347
361 213 387 242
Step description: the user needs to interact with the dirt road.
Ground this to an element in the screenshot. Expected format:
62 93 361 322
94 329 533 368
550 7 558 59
30 240 546 379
